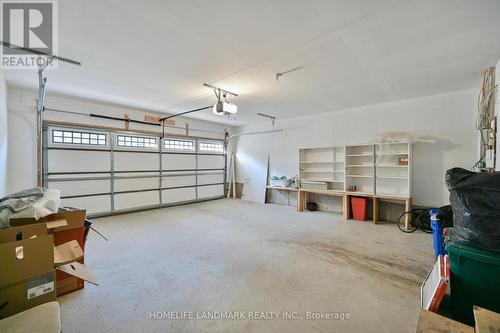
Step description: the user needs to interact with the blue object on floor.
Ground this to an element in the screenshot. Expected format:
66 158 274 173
430 208 446 257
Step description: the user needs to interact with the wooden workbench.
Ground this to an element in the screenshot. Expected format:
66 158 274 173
297 188 411 225
265 186 298 207
297 188 344 212
344 192 411 224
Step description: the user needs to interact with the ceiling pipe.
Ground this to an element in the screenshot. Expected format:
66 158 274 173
228 129 284 139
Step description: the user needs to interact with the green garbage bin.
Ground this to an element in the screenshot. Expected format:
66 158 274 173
446 241 500 324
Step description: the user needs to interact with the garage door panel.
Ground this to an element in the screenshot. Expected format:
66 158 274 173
48 150 110 173
49 179 110 197
162 188 196 203
162 174 196 188
198 184 224 198
114 152 159 171
114 177 159 192
62 195 111 214
197 172 224 185
198 155 224 169
161 154 196 170
114 191 159 210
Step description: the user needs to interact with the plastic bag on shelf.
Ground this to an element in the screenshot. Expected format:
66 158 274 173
445 167 500 253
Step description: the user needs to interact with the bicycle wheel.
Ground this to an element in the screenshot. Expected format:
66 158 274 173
398 211 420 233
416 211 433 233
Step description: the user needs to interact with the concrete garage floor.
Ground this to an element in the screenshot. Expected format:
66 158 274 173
59 199 434 333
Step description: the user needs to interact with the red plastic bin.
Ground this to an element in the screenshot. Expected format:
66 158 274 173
351 197 367 221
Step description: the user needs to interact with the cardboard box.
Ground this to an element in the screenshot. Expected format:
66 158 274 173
9 210 86 233
0 223 47 243
0 216 96 318
416 309 473 333
49 210 87 296
53 240 96 293
10 210 89 296
0 226 56 319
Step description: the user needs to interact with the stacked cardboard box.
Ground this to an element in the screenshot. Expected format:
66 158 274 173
0 209 96 318
0 224 56 318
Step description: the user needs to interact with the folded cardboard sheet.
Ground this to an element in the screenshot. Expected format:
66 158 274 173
57 262 97 285
54 240 84 266
45 218 68 230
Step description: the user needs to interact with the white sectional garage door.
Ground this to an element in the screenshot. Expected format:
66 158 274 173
44 126 226 216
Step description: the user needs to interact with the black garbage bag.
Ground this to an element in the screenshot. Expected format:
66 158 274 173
438 205 454 228
445 167 500 253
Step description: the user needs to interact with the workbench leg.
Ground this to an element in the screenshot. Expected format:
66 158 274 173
373 197 379 224
298 191 304 212
404 198 412 230
343 194 350 220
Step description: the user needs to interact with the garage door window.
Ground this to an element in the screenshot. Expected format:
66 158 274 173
117 135 158 149
199 141 224 153
52 129 107 146
164 138 195 151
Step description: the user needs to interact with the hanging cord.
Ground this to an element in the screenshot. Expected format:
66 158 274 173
472 67 497 169
476 67 496 130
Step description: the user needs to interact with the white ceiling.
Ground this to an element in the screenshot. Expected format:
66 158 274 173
3 0 500 125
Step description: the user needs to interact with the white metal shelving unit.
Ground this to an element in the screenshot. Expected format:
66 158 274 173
299 146 345 191
345 144 375 194
375 142 411 198
298 142 412 198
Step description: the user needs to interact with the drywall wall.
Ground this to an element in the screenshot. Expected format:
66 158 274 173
239 152 268 203
0 72 7 197
6 86 233 194
235 89 478 207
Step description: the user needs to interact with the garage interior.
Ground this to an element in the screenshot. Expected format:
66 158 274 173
1 1 500 332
